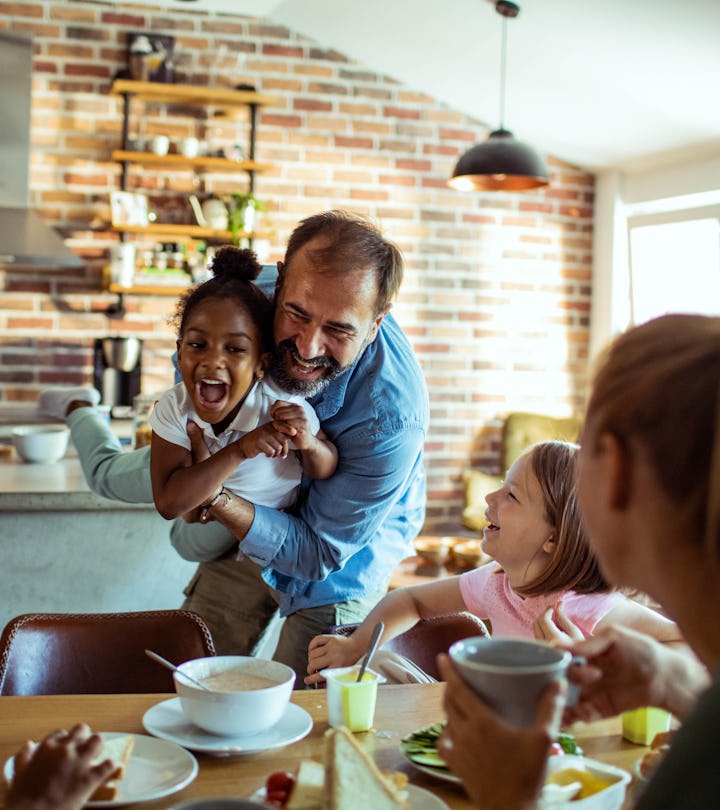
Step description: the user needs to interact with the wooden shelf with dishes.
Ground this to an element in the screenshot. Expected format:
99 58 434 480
111 223 274 242
110 150 273 174
109 79 277 109
107 79 277 317
107 282 191 297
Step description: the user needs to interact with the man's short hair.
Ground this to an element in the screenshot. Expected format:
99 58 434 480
283 210 404 316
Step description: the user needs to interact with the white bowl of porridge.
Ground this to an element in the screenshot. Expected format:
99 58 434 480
174 655 295 737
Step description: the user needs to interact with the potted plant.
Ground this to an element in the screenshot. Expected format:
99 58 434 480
228 192 268 244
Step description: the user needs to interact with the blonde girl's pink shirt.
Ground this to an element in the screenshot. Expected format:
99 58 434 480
458 563 625 637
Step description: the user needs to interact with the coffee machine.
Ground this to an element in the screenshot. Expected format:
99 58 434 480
93 336 142 417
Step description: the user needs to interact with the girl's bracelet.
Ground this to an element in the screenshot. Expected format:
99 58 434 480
199 487 231 523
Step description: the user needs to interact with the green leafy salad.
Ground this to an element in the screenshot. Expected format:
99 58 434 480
401 723 583 773
401 722 449 771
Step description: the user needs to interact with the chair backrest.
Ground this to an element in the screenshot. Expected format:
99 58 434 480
331 612 489 682
0 610 216 696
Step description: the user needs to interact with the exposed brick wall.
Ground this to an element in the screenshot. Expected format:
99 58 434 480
0 1 595 533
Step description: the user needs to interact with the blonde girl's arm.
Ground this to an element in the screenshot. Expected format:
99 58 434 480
304 576 468 685
150 430 244 520
594 599 685 645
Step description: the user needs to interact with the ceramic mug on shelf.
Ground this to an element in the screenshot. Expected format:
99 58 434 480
179 137 200 158
150 135 170 156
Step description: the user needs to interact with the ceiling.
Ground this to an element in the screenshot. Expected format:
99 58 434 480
118 0 720 173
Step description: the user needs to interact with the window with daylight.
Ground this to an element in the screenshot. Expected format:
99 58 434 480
627 208 720 326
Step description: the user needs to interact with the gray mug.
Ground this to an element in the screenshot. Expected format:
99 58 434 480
449 636 579 728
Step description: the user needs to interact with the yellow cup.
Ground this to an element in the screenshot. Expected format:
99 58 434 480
621 707 671 745
321 666 385 732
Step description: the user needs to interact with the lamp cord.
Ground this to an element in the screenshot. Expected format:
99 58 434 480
499 11 507 129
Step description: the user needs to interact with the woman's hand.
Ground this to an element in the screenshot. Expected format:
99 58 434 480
534 603 585 645
437 654 563 810
7 724 116 810
304 634 362 686
564 625 708 724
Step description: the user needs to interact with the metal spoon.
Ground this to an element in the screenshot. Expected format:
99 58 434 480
356 621 384 682
144 649 211 691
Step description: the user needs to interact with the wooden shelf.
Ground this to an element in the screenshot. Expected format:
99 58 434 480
106 79 275 316
110 79 277 109
108 282 192 296
110 224 273 242
111 150 273 173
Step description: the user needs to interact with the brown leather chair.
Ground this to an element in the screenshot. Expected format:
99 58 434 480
330 612 489 681
0 609 216 696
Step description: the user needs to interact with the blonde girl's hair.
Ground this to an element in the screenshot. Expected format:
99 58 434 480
514 440 611 598
585 313 720 569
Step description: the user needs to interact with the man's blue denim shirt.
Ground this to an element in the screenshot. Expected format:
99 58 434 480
240 313 429 616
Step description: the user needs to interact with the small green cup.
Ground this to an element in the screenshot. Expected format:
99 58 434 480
321 665 385 732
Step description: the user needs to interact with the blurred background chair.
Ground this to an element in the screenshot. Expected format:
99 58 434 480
0 609 215 696
330 612 489 681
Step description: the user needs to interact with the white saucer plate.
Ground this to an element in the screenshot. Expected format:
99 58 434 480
403 759 462 785
143 697 313 755
4 732 198 807
254 784 448 809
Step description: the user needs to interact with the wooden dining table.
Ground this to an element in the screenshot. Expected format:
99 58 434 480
0 683 649 809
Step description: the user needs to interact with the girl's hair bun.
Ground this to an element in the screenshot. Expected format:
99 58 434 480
210 246 262 282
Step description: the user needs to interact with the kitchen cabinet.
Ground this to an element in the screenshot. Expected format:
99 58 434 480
107 79 276 311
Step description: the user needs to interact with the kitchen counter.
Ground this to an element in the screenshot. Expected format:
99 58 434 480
0 448 151 511
0 406 195 632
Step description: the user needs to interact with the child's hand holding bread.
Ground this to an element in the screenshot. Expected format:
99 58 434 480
6 723 133 810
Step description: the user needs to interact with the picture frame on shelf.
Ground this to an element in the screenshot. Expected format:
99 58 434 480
126 32 174 83
111 191 149 227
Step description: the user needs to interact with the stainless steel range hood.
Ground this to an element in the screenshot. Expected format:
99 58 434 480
0 207 82 268
0 32 82 268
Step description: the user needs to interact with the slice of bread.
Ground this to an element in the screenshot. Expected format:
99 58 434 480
89 734 135 801
324 727 409 810
286 759 325 810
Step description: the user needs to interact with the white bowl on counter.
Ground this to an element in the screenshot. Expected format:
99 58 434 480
12 426 70 463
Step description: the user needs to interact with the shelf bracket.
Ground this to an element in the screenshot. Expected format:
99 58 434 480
106 292 126 318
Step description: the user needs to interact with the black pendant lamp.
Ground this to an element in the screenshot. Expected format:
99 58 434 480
448 0 549 192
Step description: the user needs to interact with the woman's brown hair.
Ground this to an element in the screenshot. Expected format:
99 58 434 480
584 313 720 568
514 440 611 597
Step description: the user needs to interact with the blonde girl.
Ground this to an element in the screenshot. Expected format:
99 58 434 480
306 439 680 685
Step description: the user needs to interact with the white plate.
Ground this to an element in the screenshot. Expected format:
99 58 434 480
403 758 462 785
4 732 197 807
254 783 448 809
142 697 313 755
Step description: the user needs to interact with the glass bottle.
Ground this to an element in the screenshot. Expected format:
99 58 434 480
132 394 156 449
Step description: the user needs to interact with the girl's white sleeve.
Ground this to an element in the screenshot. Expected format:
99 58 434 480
148 384 192 450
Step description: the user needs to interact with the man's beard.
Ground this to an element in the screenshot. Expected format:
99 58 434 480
270 338 357 397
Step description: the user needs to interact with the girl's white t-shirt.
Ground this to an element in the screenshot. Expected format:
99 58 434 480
459 562 625 637
150 377 319 509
